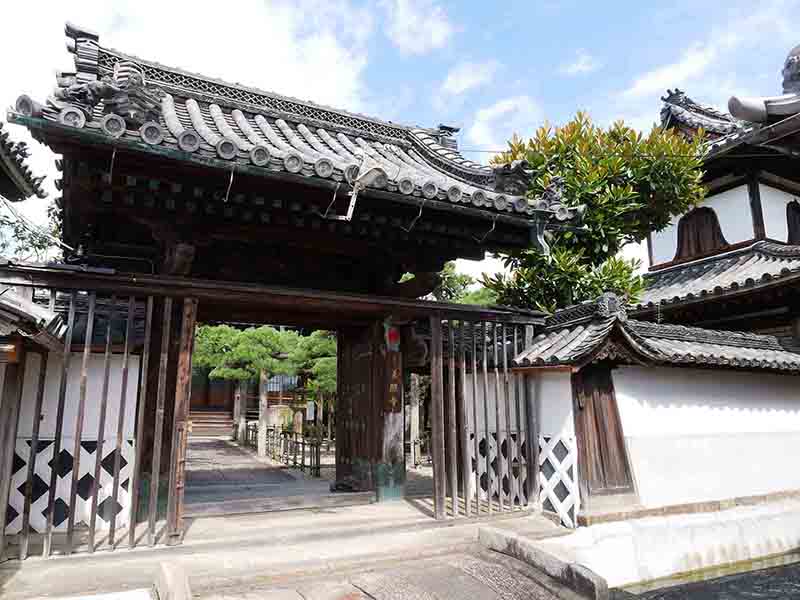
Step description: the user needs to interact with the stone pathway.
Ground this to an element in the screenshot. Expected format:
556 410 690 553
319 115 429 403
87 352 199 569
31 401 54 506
184 438 372 515
198 549 581 600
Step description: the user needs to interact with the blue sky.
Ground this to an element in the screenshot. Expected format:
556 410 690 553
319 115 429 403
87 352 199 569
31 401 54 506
1 0 797 273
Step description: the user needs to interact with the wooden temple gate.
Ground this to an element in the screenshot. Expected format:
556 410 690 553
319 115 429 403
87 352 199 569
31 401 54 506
426 318 539 519
0 263 543 560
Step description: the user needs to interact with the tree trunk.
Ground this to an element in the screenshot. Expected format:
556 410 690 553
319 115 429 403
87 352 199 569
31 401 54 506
258 369 269 456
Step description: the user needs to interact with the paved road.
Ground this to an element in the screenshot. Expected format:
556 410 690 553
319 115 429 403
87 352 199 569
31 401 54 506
198 549 581 600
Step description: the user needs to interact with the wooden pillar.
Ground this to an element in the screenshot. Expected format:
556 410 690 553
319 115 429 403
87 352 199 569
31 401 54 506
258 370 268 457
376 323 404 501
525 373 541 507
408 374 421 467
166 298 198 545
232 381 242 441
429 316 446 520
0 343 24 562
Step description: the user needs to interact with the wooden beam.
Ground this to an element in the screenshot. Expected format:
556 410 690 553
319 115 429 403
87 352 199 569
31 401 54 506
0 343 25 562
109 296 136 549
128 296 154 550
148 297 173 546
88 296 115 553
446 322 458 517
0 264 545 326
44 292 76 558
429 316 446 520
19 351 47 560
457 321 471 518
166 297 198 545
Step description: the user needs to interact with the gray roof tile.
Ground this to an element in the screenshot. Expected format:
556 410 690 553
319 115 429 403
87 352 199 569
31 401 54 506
639 242 800 308
513 293 800 373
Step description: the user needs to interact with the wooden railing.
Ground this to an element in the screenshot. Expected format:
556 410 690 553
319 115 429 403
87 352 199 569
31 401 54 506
245 424 321 477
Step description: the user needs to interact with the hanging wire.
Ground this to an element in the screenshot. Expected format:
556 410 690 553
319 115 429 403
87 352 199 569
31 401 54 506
320 182 342 219
0 195 75 253
223 164 235 203
473 214 498 243
400 198 427 233
108 148 117 184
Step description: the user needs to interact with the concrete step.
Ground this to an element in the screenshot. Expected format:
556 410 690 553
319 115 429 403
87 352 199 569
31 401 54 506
184 491 376 517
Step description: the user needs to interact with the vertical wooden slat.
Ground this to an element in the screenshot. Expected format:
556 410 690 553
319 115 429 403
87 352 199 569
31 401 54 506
48 289 56 312
88 297 115 553
526 373 540 507
514 326 525 509
471 322 480 515
108 296 136 549
480 322 491 514
148 297 173 546
0 346 26 561
457 321 471 518
66 292 96 554
446 321 458 517
502 325 514 510
44 291 76 558
20 352 48 560
166 298 198 545
429 316 446 520
493 323 505 511
128 296 153 549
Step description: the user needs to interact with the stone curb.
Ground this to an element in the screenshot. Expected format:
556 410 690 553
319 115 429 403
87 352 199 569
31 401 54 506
154 562 192 600
478 526 609 600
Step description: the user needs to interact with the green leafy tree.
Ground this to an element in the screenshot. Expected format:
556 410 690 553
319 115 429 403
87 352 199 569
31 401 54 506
193 324 299 381
431 261 473 302
289 330 337 436
482 113 706 311
459 286 498 306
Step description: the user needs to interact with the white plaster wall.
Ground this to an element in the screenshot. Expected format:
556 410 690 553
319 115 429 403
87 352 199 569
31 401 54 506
649 184 753 265
760 183 798 242
706 186 753 245
16 351 141 441
612 365 800 508
649 221 679 266
534 371 574 440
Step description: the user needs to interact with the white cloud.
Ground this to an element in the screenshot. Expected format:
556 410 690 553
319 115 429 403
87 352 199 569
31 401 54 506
621 1 793 100
560 49 601 76
441 60 499 96
0 0 374 226
380 0 454 55
466 96 542 154
622 44 718 99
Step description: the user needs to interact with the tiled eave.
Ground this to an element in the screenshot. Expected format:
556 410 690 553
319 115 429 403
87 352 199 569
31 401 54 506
636 242 800 312
512 295 800 374
10 113 538 231
0 122 46 201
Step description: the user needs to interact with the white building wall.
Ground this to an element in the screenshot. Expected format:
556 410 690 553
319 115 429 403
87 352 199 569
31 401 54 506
760 183 797 242
6 351 141 535
650 185 753 265
612 365 800 508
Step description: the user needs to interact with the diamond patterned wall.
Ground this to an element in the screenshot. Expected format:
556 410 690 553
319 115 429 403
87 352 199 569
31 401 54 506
539 435 579 528
5 438 135 534
470 431 529 506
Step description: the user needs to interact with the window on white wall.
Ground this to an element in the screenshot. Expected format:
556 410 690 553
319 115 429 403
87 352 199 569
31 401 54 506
674 207 728 261
788 200 800 244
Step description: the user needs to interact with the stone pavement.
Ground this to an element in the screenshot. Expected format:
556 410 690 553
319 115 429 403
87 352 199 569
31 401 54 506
0 502 565 599
184 439 374 516
199 549 585 600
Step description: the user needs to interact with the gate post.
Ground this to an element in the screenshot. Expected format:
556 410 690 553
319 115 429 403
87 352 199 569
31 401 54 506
429 316 446 520
0 340 25 562
166 297 198 546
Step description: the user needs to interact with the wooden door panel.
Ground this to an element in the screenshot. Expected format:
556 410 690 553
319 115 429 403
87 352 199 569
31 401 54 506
573 365 633 496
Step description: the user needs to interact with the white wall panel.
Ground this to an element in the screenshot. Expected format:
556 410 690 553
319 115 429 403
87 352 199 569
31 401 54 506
613 365 800 507
760 183 798 242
